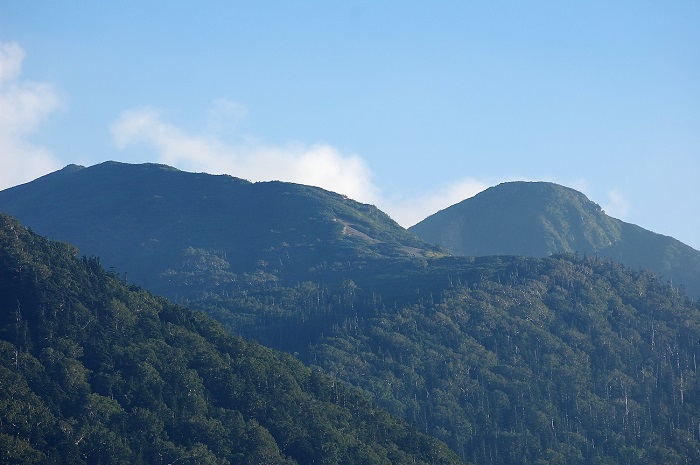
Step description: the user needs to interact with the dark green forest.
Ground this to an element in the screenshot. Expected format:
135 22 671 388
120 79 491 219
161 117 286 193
0 214 463 465
3 163 700 464
180 254 700 464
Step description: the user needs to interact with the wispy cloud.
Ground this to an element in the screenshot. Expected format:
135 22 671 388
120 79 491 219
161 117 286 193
111 101 497 227
0 42 62 190
111 104 380 205
204 98 249 136
384 179 493 227
602 188 630 220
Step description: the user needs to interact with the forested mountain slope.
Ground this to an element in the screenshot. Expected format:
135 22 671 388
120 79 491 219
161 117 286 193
3 165 700 464
193 253 700 465
0 214 463 465
409 181 700 297
0 161 441 296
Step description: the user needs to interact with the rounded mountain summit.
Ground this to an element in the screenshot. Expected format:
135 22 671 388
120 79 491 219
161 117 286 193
409 181 700 297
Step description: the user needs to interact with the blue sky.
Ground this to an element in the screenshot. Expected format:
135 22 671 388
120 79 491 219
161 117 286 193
1 2 699 249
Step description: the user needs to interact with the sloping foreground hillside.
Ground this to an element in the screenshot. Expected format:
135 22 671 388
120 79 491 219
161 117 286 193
0 214 463 465
410 181 700 298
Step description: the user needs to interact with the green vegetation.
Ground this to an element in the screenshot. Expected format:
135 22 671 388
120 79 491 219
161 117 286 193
0 214 463 465
3 164 700 464
0 162 441 295
182 254 700 464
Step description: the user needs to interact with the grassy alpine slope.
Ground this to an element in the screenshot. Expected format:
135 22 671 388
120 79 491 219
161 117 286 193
409 181 700 298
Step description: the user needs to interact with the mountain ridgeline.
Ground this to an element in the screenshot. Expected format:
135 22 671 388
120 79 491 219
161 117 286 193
2 163 700 464
410 181 700 298
0 214 462 465
0 161 440 296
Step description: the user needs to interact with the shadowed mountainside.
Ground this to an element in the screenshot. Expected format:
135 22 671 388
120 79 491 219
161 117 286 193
0 161 441 297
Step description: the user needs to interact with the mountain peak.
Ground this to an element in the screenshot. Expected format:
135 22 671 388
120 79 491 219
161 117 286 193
470 181 602 214
0 161 439 295
410 180 700 297
411 180 620 257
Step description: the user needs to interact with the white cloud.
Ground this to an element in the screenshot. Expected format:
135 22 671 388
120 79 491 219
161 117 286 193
0 42 62 190
384 179 492 227
111 107 642 233
602 188 630 219
204 98 249 136
111 105 380 204
111 102 498 228
0 42 23 82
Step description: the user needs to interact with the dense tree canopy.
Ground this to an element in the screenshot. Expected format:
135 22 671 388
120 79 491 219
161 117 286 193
0 214 463 465
188 254 700 465
2 163 700 464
